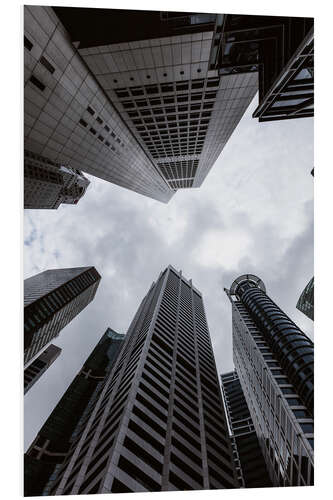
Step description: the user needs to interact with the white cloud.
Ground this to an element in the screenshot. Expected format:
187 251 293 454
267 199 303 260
193 228 252 269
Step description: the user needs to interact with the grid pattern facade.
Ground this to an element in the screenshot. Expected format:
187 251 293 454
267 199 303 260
296 277 314 321
221 371 272 488
48 266 238 495
225 276 314 487
24 344 61 395
24 267 101 366
24 6 173 203
24 149 90 209
78 30 258 190
24 329 124 497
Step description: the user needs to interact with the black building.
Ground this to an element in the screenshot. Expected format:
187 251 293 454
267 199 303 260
24 328 124 496
211 14 313 121
24 267 101 366
221 370 272 488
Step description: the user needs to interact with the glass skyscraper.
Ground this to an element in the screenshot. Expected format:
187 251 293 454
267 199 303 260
296 277 314 321
38 266 238 495
224 274 314 487
24 267 101 366
24 328 125 496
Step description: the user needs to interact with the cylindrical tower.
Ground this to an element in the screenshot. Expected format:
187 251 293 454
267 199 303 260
229 274 314 415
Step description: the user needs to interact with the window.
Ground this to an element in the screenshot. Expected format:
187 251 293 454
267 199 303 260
40 56 55 74
24 36 33 51
300 422 314 434
87 106 95 115
30 75 45 91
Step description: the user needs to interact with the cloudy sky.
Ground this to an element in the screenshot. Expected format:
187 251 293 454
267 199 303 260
24 95 313 450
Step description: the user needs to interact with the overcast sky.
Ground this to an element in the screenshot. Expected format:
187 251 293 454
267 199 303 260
24 95 313 451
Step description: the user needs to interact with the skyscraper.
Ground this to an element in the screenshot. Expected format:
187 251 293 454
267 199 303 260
224 274 314 487
24 344 62 395
24 6 174 203
24 6 258 201
212 14 313 122
24 150 90 209
221 370 272 488
40 266 238 495
296 277 314 321
24 267 101 366
55 8 258 191
24 328 125 497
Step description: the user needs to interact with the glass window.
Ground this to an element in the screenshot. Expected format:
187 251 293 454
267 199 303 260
300 422 314 434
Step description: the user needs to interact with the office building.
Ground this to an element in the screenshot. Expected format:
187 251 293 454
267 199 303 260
24 6 259 200
24 344 61 395
24 6 174 203
211 14 313 122
41 266 238 495
24 149 90 209
296 277 314 321
224 274 314 486
24 267 101 366
24 328 124 496
221 370 272 488
55 7 258 191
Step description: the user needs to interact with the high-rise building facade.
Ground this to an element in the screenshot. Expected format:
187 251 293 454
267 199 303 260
40 266 238 495
24 6 258 201
224 274 314 487
24 328 124 497
296 277 314 321
24 344 62 395
212 14 313 122
221 370 272 488
55 8 258 191
24 6 174 203
24 150 90 209
24 267 101 366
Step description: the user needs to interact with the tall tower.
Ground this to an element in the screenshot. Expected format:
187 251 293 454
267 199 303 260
45 266 238 495
296 277 314 321
221 370 272 488
24 150 90 209
24 267 101 366
24 344 62 395
24 6 174 203
55 8 258 191
24 328 125 497
24 6 258 202
224 274 314 487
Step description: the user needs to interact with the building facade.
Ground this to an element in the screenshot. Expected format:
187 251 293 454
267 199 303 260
224 274 314 487
296 277 314 321
24 344 62 395
24 149 90 209
221 370 272 488
24 6 258 201
24 267 101 366
211 14 313 122
40 266 238 495
24 328 124 496
56 8 258 191
24 6 174 203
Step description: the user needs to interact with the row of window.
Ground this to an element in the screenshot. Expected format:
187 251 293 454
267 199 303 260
115 78 220 100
